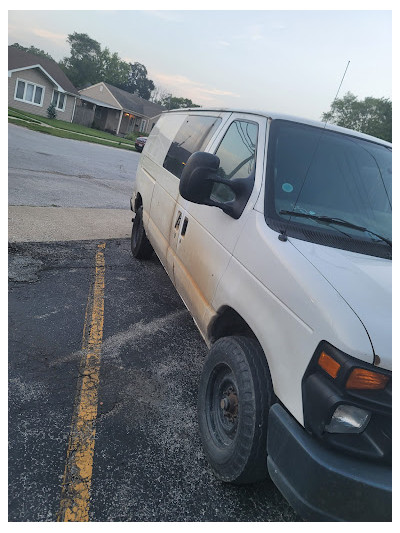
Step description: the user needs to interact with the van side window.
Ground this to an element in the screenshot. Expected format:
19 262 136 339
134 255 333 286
163 116 222 179
211 120 258 203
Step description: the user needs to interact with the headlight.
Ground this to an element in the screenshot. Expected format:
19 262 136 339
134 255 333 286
325 404 371 434
302 341 391 463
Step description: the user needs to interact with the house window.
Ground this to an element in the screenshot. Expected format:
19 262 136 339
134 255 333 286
52 90 66 111
14 78 44 106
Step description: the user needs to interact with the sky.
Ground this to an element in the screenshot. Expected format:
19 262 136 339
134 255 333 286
7 5 393 122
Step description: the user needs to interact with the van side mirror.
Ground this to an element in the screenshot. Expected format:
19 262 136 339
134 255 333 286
179 151 253 219
179 151 219 204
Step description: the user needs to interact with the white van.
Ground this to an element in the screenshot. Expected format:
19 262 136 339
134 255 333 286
130 108 392 521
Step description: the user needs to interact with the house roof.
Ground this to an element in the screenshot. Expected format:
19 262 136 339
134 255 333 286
8 46 79 96
103 83 165 118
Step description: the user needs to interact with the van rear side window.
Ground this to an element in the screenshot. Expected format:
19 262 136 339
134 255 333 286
163 115 221 179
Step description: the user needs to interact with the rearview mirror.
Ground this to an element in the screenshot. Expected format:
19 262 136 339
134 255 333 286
179 152 253 219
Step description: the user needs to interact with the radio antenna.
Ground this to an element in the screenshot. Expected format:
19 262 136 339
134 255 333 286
324 61 350 125
279 60 351 242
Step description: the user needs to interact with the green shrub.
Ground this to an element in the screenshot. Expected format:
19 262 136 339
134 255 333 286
47 103 57 119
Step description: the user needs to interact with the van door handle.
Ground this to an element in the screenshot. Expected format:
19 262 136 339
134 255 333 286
181 217 188 236
174 212 182 229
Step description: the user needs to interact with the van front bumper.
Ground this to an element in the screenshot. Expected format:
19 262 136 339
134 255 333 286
267 404 392 521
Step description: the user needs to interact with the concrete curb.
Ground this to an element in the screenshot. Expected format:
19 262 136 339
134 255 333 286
8 206 133 242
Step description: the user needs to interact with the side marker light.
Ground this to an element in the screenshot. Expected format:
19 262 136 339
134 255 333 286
318 351 341 379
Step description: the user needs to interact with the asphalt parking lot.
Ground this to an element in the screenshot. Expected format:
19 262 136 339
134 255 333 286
8 125 300 522
9 239 299 522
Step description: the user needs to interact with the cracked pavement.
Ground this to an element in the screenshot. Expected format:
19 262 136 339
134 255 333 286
8 239 299 521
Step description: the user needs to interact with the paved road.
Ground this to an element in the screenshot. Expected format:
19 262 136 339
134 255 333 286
8 124 137 242
9 123 139 209
8 125 300 522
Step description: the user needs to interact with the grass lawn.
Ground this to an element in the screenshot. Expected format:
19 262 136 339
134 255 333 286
8 107 141 152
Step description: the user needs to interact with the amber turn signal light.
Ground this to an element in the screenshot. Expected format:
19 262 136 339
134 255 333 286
318 351 341 378
346 368 389 390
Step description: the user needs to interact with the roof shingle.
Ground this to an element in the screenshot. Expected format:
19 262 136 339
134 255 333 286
104 83 165 118
8 46 79 95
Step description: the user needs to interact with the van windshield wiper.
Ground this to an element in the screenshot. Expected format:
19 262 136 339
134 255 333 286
279 210 392 247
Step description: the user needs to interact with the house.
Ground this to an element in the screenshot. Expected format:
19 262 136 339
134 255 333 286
78 82 165 135
8 46 79 122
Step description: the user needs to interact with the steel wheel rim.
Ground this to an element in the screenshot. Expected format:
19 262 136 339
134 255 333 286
206 363 239 447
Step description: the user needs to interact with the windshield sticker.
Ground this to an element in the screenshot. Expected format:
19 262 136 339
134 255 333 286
282 182 294 193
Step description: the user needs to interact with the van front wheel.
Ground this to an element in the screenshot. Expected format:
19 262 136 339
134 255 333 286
131 206 153 259
198 336 273 484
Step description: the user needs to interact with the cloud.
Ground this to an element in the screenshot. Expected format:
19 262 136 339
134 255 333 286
32 28 67 45
151 71 240 106
198 87 240 97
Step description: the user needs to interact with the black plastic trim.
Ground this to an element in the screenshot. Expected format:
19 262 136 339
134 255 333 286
302 341 392 463
267 403 392 521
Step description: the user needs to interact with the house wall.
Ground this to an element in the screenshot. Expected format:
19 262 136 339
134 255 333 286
146 114 162 134
8 68 75 122
105 109 121 133
72 101 95 128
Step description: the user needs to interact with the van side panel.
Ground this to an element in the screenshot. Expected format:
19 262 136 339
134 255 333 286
143 113 187 268
212 210 374 425
147 166 181 269
170 114 267 337
134 154 156 229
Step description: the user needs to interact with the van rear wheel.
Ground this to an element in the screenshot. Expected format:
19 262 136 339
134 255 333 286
131 206 153 259
197 336 273 484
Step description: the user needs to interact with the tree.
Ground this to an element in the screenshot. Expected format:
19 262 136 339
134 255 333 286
118 62 155 100
10 42 54 61
151 87 201 110
322 92 392 142
59 32 102 88
150 86 171 105
98 48 130 87
59 33 155 98
167 97 201 110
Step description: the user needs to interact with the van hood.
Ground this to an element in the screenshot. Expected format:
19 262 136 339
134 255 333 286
290 239 392 371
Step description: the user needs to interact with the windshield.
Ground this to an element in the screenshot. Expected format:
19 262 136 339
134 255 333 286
265 120 392 257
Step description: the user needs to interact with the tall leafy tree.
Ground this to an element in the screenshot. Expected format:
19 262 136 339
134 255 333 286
118 62 155 100
322 92 392 142
58 32 197 105
10 42 54 61
98 48 130 87
59 32 102 88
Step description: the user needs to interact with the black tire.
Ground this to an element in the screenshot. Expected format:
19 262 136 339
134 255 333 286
197 336 273 484
131 206 153 259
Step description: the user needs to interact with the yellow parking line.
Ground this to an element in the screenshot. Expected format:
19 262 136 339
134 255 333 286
58 242 106 522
